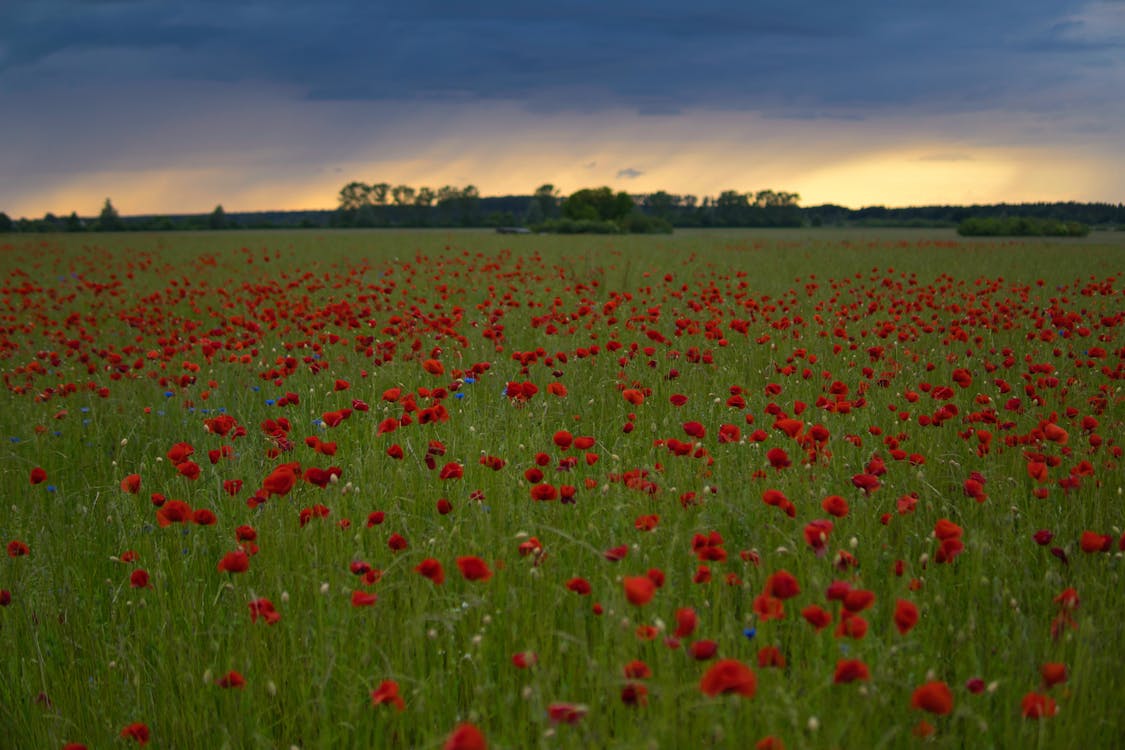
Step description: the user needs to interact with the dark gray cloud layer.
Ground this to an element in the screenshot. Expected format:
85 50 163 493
2 0 1120 116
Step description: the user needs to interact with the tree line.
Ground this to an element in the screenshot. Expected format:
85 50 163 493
2 189 1122 233
331 182 802 232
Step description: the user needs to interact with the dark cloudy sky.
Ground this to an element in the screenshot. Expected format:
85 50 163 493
2 0 1123 216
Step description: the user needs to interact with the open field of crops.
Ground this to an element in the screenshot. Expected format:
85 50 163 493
1 228 1122 749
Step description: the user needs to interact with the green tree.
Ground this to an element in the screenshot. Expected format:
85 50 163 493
209 205 228 230
715 190 749 225
563 187 634 223
532 184 560 219
414 187 435 226
337 181 369 211
643 190 677 220
369 183 390 205
457 185 481 226
96 198 124 231
754 189 800 207
391 185 416 206
0 212 12 232
64 211 84 232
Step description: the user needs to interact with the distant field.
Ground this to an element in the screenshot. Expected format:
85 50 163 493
1 228 1122 749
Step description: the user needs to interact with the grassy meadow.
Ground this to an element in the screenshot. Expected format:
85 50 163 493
1 228 1122 749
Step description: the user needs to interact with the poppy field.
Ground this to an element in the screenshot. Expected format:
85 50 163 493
1 228 1123 749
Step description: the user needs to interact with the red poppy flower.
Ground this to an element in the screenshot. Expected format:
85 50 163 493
1042 422 1068 444
683 421 705 439
621 682 648 706
192 508 217 526
1054 587 1079 610
1040 662 1067 688
801 605 833 631
603 544 628 562
155 499 191 527
717 423 740 443
262 463 300 497
622 388 646 405
766 447 791 470
700 659 757 698
835 614 868 639
415 558 445 585
456 556 492 581
911 681 953 715
529 483 558 501
30 467 47 485
851 473 880 494
935 517 962 539
120 722 150 745
1027 461 1049 482
1079 530 1112 553
688 640 719 660
215 670 246 689
176 460 201 480
842 589 875 613
217 550 249 574
821 495 849 518
765 570 800 599
167 442 194 463
803 520 834 553
757 646 786 669
439 462 464 480
7 540 29 557
351 590 378 607
321 408 352 427
129 569 151 589
894 599 919 635
443 722 487 750
566 578 592 595
935 538 965 564
623 659 652 679
623 576 656 606
248 598 280 624
371 680 405 711
548 702 588 724
0 590 10 607
833 659 870 683
387 533 408 552
512 651 537 669
517 537 543 558
1020 692 1058 718
753 594 784 620
120 473 141 493
674 607 698 637
755 736 785 750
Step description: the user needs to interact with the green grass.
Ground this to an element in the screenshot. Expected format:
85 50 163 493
1 228 1123 749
